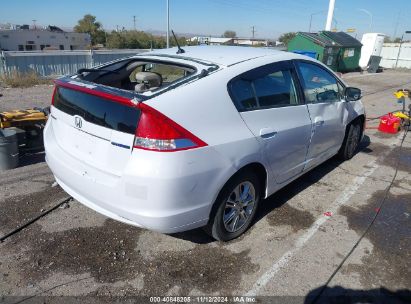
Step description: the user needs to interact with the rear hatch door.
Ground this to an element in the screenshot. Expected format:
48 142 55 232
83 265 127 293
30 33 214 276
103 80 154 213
51 78 142 176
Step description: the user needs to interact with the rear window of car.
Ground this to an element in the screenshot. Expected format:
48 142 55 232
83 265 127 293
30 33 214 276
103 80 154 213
53 87 140 134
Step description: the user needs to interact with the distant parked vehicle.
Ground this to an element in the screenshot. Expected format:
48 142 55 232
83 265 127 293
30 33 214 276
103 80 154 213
45 46 365 241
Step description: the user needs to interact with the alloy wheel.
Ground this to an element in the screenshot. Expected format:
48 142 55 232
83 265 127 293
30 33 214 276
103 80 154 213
223 181 256 233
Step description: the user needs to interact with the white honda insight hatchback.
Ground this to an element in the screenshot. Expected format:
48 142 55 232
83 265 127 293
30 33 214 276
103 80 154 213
45 46 365 241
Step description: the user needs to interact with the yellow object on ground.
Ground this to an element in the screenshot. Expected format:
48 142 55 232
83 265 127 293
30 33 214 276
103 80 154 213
0 109 48 129
393 111 410 120
393 90 409 99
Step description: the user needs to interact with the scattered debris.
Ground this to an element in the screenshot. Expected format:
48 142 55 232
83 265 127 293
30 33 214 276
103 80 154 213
319 226 327 232
59 202 70 209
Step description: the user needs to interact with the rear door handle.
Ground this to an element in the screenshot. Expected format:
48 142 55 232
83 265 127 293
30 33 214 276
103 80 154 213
314 118 325 127
259 128 277 139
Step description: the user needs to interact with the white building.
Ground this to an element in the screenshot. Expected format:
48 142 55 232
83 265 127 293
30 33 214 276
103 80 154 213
188 36 233 45
188 36 270 46
233 38 269 46
0 28 91 51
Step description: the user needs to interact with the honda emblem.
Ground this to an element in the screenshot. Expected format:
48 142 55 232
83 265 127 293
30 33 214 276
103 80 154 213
74 116 83 129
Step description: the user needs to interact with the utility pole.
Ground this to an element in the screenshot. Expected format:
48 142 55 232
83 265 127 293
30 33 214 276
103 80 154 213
395 31 411 68
251 26 256 39
166 0 170 48
133 16 136 31
325 0 335 31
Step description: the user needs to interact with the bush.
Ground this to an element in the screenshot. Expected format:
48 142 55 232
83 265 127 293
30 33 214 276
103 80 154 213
0 71 52 88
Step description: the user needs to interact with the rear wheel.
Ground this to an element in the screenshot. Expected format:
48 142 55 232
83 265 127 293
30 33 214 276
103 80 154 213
338 121 362 160
205 171 260 241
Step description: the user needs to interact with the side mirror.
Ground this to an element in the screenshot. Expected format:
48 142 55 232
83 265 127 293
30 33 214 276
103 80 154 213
345 87 362 102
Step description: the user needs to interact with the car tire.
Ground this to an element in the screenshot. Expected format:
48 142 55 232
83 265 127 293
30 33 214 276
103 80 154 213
338 121 362 160
205 171 261 241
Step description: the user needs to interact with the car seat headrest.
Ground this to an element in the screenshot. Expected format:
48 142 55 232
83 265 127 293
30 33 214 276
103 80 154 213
135 72 162 88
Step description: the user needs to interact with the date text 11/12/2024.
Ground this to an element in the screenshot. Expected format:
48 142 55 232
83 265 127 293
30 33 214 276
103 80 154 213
149 296 257 303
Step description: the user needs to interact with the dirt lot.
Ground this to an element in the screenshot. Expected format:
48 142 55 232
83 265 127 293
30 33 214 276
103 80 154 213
0 70 410 303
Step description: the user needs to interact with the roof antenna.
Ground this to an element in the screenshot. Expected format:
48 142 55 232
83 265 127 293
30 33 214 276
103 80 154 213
171 30 185 54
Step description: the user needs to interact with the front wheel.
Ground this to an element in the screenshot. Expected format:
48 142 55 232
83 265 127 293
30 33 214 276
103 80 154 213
338 121 362 160
205 171 261 241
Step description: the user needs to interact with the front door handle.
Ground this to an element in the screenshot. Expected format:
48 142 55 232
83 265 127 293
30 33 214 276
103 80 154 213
260 128 278 139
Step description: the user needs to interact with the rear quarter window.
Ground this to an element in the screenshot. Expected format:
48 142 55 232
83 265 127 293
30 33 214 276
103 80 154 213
230 79 258 110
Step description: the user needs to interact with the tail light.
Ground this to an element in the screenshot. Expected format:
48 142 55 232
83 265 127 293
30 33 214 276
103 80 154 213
51 85 57 105
134 103 207 152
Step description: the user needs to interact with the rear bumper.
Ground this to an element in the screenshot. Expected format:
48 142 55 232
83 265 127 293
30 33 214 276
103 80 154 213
44 120 233 234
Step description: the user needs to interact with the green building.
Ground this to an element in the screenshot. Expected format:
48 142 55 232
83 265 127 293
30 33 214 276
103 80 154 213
288 31 362 72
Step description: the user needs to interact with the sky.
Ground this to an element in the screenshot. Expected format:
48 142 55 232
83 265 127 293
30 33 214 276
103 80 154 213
1 0 411 39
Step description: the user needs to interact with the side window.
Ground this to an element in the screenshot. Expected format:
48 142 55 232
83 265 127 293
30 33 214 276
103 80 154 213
297 62 341 103
253 69 299 108
230 67 300 111
230 79 258 110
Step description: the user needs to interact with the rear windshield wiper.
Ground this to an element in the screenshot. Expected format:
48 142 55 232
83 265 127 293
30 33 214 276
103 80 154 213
77 68 119 74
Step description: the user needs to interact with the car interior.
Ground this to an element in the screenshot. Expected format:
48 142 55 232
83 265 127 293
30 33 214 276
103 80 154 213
78 59 196 94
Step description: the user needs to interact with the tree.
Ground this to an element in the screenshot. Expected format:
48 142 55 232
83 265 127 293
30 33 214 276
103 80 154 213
393 37 402 43
106 31 126 49
278 32 297 47
223 30 236 38
74 14 106 45
384 36 392 43
105 30 178 49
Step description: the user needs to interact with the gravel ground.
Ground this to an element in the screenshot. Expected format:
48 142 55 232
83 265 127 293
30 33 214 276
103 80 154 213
0 69 410 302
0 84 54 112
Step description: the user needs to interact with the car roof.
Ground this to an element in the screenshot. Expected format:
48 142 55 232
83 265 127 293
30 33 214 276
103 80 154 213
140 45 299 67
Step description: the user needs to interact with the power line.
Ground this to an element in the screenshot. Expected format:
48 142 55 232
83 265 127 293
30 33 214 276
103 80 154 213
208 0 306 16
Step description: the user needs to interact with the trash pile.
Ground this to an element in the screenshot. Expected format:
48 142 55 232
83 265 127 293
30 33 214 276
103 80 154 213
0 107 48 171
378 89 411 134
